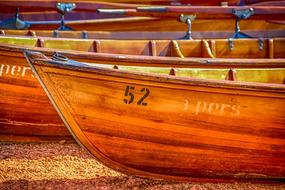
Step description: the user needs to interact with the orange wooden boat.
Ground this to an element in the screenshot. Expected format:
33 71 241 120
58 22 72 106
25 50 285 182
1 0 284 32
0 0 261 14
1 36 285 142
1 28 285 39
2 17 285 35
0 0 283 14
97 5 285 20
1 35 285 143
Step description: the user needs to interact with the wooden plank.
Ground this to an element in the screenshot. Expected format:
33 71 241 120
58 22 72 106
24 51 285 182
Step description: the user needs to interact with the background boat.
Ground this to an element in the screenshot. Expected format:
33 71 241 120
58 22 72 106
1 27 285 39
0 0 262 14
1 1 284 32
2 17 285 34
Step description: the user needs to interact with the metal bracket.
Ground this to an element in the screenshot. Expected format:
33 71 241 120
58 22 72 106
82 31 88 39
57 3 76 14
53 30 59 38
228 38 234 51
231 8 254 39
0 8 30 29
233 8 254 20
52 52 68 62
258 37 264 50
179 14 196 40
56 3 76 31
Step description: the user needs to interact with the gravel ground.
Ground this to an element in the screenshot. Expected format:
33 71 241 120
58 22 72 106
0 142 284 190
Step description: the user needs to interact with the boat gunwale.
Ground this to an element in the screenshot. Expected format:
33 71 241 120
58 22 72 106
1 41 285 68
26 51 285 93
1 29 285 40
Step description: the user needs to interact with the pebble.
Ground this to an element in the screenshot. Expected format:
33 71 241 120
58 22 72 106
0 142 284 189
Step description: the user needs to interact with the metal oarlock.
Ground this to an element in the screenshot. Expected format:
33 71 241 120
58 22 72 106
228 38 234 50
0 8 30 30
82 31 88 39
179 14 196 40
53 30 59 38
258 37 264 50
52 52 69 62
231 8 254 39
56 3 76 31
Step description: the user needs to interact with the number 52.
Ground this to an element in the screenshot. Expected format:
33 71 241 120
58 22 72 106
123 85 150 106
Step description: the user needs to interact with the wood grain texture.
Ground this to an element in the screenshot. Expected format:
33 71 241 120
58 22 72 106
1 0 280 13
26 51 285 182
1 36 285 59
1 36 285 142
28 19 285 33
0 49 72 142
0 0 241 14
1 9 285 32
107 6 285 20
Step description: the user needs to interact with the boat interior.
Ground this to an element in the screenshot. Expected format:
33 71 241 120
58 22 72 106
89 63 285 84
1 28 285 40
1 36 285 58
34 49 285 85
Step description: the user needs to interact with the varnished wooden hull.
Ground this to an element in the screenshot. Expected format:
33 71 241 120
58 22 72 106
0 0 281 14
2 10 285 31
26 51 285 182
0 49 72 142
1 36 285 59
0 0 246 14
2 28 285 40
1 1 285 31
22 19 285 33
2 13 285 33
1 27 285 40
1 36 285 142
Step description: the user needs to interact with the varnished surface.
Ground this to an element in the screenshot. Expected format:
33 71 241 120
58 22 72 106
26 52 285 182
1 36 285 142
1 28 285 39
1 11 285 32
0 49 72 142
1 0 282 12
0 11 122 21
30 19 285 32
102 6 285 21
1 36 285 59
0 0 245 14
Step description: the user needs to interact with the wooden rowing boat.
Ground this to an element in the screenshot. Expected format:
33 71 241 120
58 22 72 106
3 18 285 36
1 36 285 60
1 1 284 31
98 5 285 20
0 36 284 142
1 27 285 39
0 0 265 14
1 36 284 142
1 17 285 34
25 50 285 182
0 44 71 142
0 0 282 14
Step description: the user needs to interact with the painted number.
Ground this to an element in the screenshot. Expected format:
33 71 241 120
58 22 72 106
137 88 150 106
124 86 135 104
123 86 150 106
